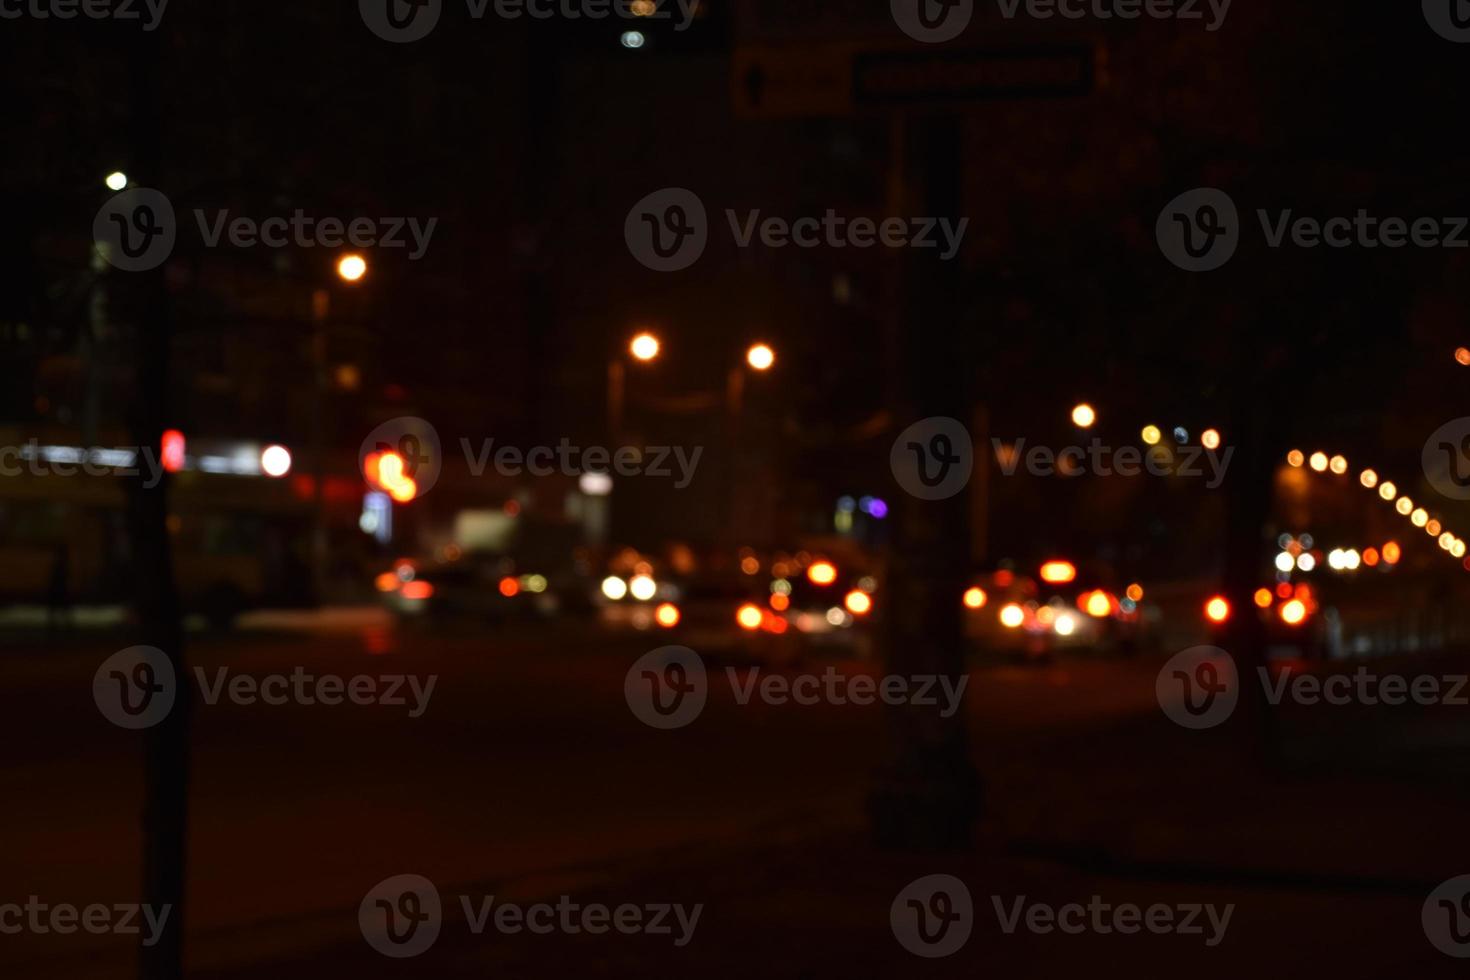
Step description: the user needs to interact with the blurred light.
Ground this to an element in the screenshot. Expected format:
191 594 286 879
601 576 628 600
1276 582 1294 599
1426 519 1442 536
837 495 856 513
1126 583 1144 602
1141 425 1162 446
105 171 128 191
771 578 792 596
620 29 645 48
1454 540 1468 559
1204 596 1231 623
746 343 775 371
1297 553 1316 572
336 253 367 282
857 576 877 593
1071 403 1096 428
1172 426 1189 443
1286 449 1305 467
1274 552 1296 573
400 581 433 600
963 587 987 609
993 570 1014 587
579 471 613 496
1441 532 1457 551
1379 481 1397 501
1363 547 1380 567
1039 560 1077 584
655 602 680 628
999 603 1025 629
374 572 400 592
740 556 760 575
499 576 520 597
824 608 847 628
737 603 763 630
769 593 789 611
864 496 889 519
161 429 185 474
1382 541 1402 564
1054 613 1077 636
844 590 872 615
629 574 657 601
1343 549 1361 570
1253 588 1273 608
630 332 660 361
523 574 547 593
1280 599 1307 625
1201 428 1221 450
1457 347 1470 366
365 450 418 503
1309 452 1328 472
630 0 655 13
1084 591 1112 618
1329 455 1348 475
1397 497 1414 516
1360 469 1378 489
1300 533 1314 550
807 561 838 586
1327 549 1345 571
260 444 292 478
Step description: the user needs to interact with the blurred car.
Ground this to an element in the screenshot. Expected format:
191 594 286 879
963 563 1149 661
373 554 563 621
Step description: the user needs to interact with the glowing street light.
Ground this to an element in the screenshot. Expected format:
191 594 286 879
105 171 128 191
746 343 775 371
630 332 660 362
1141 425 1162 446
336 253 367 282
1071 403 1096 428
1457 346 1470 366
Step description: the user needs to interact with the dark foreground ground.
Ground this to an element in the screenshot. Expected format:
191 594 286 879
4 616 1469 977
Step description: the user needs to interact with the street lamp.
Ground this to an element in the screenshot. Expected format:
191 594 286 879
1071 403 1096 428
746 343 775 371
629 331 660 362
336 253 367 283
104 171 128 191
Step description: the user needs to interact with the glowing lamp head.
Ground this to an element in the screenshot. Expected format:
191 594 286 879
746 343 775 371
260 444 292 478
1204 596 1231 624
1071 403 1096 428
655 602 681 627
844 590 871 615
630 332 660 362
807 561 838 586
998 603 1025 629
336 253 367 282
736 603 763 631
962 586 987 610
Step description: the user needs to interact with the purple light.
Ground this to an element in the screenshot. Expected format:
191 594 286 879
867 497 889 519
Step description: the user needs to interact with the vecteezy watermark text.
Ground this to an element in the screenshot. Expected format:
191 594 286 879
624 647 967 729
359 874 700 958
992 437 1233 488
0 0 168 29
0 898 172 947
462 438 703 489
624 188 968 271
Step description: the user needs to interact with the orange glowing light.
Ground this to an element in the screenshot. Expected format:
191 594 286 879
161 429 186 474
1276 582 1293 599
400 580 434 600
498 576 520 597
736 603 763 630
1286 449 1305 468
1253 588 1273 608
375 572 400 592
1362 547 1380 567
844 590 872 615
740 556 760 575
1039 560 1077 585
1125 583 1144 602
1204 596 1231 624
1279 598 1307 625
1382 541 1402 565
365 450 418 503
993 570 1014 587
962 586 987 609
1084 590 1112 618
999 603 1025 628
655 602 681 628
807 561 838 586
769 593 790 611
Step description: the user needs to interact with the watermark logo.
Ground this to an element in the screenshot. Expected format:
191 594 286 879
94 188 176 272
890 417 973 500
1156 646 1238 730
1156 187 1239 272
1423 417 1470 501
993 895 1232 945
0 898 172 946
360 874 443 958
360 417 443 500
360 0 442 42
0 0 169 29
1424 0 1470 42
1425 875 1470 957
624 646 708 729
891 874 973 957
994 0 1230 30
93 646 175 730
891 0 973 43
625 188 708 271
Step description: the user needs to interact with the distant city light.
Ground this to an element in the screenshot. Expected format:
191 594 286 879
1378 481 1397 501
1286 449 1304 467
336 253 367 282
1141 425 1162 446
1039 560 1077 584
1275 552 1296 573
601 576 628 601
1280 599 1307 625
620 30 645 48
807 561 838 586
1382 541 1402 564
105 171 128 191
630 0 655 14
736 603 763 630
1172 426 1189 443
1126 583 1144 602
746 343 775 371
1359 469 1378 489
1329 454 1348 475
998 603 1025 628
629 574 657 601
161 429 186 474
1457 346 1470 366
1411 508 1429 527
1054 612 1077 636
1084 590 1112 618
844 590 871 615
1201 428 1221 450
1297 553 1316 572
579 471 613 496
260 444 292 477
1309 452 1329 472
1396 496 1414 516
1071 403 1096 428
962 587 987 609
655 602 681 627
1204 596 1231 624
630 332 660 361
1253 588 1273 608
